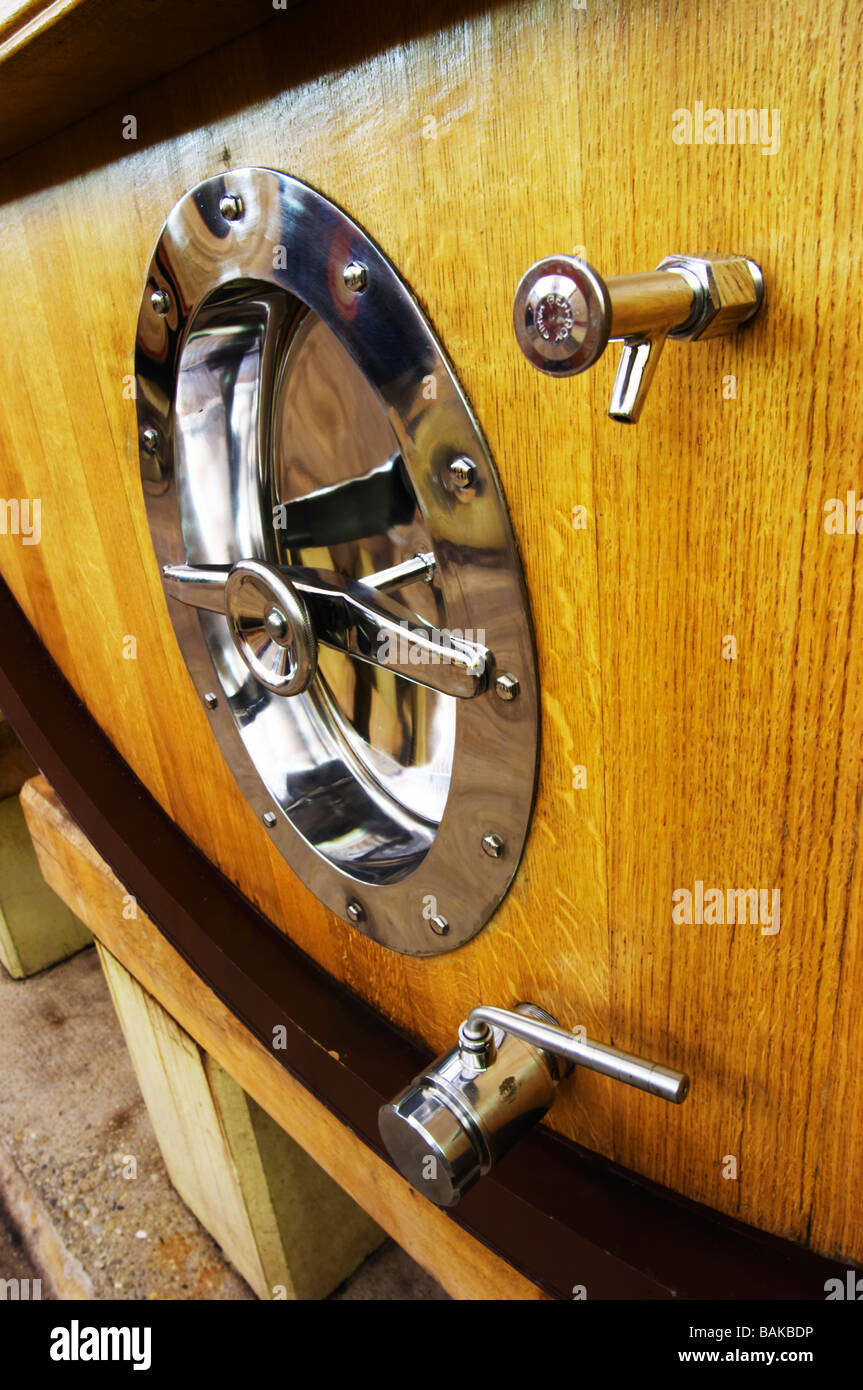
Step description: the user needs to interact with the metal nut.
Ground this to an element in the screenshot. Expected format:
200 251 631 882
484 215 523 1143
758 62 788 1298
658 254 764 341
343 261 368 293
447 456 476 491
494 672 520 702
263 811 277 828
219 193 244 222
429 914 450 936
203 692 218 710
150 288 170 316
481 833 505 859
346 899 366 924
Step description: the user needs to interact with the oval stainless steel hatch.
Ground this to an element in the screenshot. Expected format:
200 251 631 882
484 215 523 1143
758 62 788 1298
135 168 539 955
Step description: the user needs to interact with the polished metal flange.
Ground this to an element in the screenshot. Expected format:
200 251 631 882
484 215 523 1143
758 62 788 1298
135 168 539 955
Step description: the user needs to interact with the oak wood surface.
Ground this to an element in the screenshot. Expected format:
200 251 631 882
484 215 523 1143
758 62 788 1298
0 0 860 1264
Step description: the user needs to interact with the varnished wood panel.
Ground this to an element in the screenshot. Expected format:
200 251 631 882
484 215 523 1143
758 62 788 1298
0 0 860 1263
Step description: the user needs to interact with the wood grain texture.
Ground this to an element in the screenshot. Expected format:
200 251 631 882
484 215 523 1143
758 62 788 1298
22 776 544 1300
1 0 861 1263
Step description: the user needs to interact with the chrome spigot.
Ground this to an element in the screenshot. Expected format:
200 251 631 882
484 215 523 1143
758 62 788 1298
379 1002 689 1207
513 253 764 421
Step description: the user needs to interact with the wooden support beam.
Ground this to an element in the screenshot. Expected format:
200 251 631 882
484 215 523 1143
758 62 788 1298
97 943 385 1299
0 792 91 978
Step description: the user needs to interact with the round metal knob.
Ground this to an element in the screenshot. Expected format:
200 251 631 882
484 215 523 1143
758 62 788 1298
513 256 612 376
224 560 317 696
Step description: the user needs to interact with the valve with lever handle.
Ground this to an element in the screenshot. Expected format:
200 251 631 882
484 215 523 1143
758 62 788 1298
379 1001 689 1207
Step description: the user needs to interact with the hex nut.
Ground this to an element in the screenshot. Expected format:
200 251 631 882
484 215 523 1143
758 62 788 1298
658 255 764 341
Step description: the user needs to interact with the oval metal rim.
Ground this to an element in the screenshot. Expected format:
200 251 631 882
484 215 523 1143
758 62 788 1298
134 167 539 956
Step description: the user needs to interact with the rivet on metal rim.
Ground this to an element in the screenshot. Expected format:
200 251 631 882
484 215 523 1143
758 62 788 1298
494 672 520 702
347 899 366 924
481 833 505 859
430 914 450 936
219 193 244 222
447 456 476 491
150 289 170 316
263 811 277 828
203 692 218 710
343 261 368 292
141 427 159 453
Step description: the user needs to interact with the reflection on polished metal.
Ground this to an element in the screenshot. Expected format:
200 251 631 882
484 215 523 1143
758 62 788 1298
513 253 765 422
379 1002 690 1206
135 168 539 955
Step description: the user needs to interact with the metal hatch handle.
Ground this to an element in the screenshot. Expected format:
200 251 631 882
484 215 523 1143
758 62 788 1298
162 556 492 699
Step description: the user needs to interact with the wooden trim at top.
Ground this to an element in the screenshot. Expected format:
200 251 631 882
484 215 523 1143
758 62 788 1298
0 0 282 163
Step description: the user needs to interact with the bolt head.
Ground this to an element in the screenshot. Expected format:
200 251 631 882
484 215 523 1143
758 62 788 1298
482 832 505 859
263 811 277 828
343 261 368 293
346 899 366 924
141 427 159 453
219 193 244 222
429 914 450 936
446 456 476 492
150 288 170 316
494 672 520 702
264 606 289 644
203 692 218 710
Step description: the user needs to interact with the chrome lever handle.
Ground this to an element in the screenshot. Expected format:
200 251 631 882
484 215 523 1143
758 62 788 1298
162 556 491 699
513 253 764 422
379 1000 689 1207
460 1005 689 1103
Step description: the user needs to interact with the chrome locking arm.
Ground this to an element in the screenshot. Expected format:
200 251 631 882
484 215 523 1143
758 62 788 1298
162 555 491 699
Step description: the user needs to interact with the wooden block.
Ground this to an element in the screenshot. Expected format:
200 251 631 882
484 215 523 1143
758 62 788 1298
0 793 91 978
96 942 384 1300
20 773 543 1298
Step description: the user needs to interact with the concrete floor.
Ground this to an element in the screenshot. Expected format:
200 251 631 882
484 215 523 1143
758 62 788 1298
0 947 447 1301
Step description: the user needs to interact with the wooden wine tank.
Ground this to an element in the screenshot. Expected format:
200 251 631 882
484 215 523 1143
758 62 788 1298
1 0 861 1290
